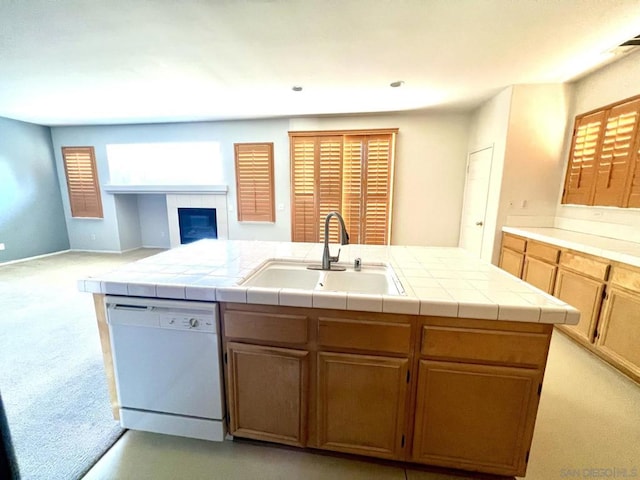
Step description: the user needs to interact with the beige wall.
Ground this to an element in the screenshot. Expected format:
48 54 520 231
555 49 640 243
466 84 571 264
290 111 471 246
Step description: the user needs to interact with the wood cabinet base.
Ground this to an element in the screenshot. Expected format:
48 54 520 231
221 303 552 478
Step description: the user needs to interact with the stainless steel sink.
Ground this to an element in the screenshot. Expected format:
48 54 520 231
240 260 405 296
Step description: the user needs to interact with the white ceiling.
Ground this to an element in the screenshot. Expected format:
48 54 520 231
1 0 639 126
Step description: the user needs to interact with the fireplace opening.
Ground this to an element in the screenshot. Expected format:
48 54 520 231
178 207 218 244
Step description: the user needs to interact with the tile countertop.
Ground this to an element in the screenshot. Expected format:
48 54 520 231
502 226 640 268
78 239 579 325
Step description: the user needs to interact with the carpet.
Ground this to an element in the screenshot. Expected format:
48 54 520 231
0 249 162 479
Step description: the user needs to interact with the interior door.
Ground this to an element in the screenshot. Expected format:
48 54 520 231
458 147 493 258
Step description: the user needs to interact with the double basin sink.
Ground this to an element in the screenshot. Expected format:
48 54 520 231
240 260 405 296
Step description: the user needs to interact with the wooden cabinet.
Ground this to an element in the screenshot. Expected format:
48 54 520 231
554 252 609 343
412 317 551 477
316 314 412 460
596 265 640 380
221 303 553 477
412 360 540 476
522 241 560 294
226 342 308 446
317 352 408 459
523 256 557 294
554 268 605 342
499 233 640 385
499 233 526 278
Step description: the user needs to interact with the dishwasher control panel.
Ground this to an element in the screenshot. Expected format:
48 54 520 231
105 296 218 334
160 313 215 332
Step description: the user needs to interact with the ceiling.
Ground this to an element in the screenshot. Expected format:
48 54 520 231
1 0 639 126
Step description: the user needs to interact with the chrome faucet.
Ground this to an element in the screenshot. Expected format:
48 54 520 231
309 211 349 271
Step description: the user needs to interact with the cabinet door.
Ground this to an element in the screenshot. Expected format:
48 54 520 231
499 248 524 278
411 360 540 477
522 257 557 294
554 268 604 343
226 342 308 446
317 352 409 460
596 287 640 378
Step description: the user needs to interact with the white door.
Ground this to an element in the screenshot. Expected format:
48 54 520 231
458 147 493 258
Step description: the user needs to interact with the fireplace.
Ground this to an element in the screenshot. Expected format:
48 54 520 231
167 193 228 248
178 208 218 244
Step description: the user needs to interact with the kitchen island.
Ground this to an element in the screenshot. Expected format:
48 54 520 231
80 239 579 477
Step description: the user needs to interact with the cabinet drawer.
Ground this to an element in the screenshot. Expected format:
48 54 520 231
502 234 526 253
526 241 560 263
224 311 308 344
609 265 640 293
420 326 549 367
559 251 610 281
318 318 411 354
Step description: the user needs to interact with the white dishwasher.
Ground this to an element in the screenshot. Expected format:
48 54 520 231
106 295 225 441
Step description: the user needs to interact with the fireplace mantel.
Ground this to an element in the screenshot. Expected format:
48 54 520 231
104 185 228 194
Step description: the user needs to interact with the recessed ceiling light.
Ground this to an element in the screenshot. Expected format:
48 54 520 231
390 81 405 88
292 85 303 92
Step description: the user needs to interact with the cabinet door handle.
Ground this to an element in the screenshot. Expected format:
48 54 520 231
475 221 484 226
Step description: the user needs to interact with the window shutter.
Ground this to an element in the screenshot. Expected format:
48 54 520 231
362 134 392 245
291 137 318 242
317 137 343 243
289 129 396 245
342 137 364 244
562 111 606 205
593 98 640 206
234 143 275 222
627 131 640 208
62 146 103 218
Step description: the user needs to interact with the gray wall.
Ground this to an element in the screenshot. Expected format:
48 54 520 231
0 117 69 263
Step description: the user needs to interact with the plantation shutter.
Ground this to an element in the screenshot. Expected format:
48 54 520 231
234 143 275 222
627 132 640 208
291 137 318 242
62 146 103 218
362 134 392 245
317 137 343 243
562 111 606 205
342 137 364 244
289 129 396 245
593 98 640 206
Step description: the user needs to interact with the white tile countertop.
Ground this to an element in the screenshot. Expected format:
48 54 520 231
78 239 580 325
502 226 640 268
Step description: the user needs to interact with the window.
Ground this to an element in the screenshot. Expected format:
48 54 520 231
234 143 275 222
562 94 640 208
62 146 103 218
290 129 397 245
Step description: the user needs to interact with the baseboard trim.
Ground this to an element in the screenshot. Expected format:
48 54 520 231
0 249 71 267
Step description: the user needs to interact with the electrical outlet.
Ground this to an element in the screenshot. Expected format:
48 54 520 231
0 243 5 251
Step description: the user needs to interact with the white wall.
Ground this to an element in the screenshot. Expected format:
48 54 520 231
137 194 170 248
52 112 471 251
467 87 512 262
290 112 470 246
51 119 291 251
467 84 571 263
555 49 640 243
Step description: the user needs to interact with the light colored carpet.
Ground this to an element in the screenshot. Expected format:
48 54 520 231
0 249 163 480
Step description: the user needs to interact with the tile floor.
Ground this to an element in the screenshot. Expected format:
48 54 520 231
83 329 640 480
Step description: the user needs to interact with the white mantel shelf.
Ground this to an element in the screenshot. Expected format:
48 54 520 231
104 185 228 194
